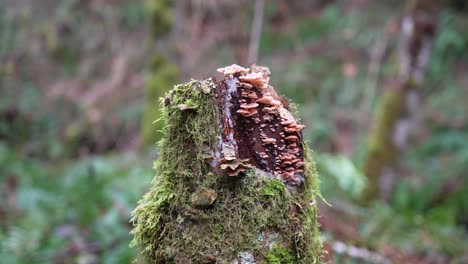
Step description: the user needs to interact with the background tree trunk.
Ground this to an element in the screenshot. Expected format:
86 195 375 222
131 65 323 263
141 0 180 146
362 0 441 201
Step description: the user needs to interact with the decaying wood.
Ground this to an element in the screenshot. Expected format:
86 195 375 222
131 64 322 263
214 64 306 185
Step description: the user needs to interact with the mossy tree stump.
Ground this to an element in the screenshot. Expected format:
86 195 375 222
131 65 323 263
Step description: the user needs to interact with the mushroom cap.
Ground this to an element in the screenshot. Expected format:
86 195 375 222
237 108 257 117
284 135 298 141
220 159 251 177
295 161 305 168
281 120 295 126
256 95 282 106
240 103 259 109
239 72 267 89
287 148 300 154
281 153 296 160
284 124 305 133
241 91 257 99
220 162 241 171
296 124 305 130
226 169 242 176
262 106 277 114
240 82 253 89
281 171 294 179
262 138 277 145
248 92 258 99
217 64 249 76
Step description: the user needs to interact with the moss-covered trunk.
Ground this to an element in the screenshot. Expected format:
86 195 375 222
362 0 440 201
131 65 323 263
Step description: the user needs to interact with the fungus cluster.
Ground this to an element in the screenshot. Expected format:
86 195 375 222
237 102 259 117
216 143 252 177
219 156 251 176
216 64 306 186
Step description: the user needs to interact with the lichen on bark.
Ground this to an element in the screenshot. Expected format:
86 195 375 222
131 65 323 263
362 86 409 200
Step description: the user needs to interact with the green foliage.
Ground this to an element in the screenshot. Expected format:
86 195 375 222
146 0 173 37
119 1 147 29
393 125 468 219
0 3 19 56
429 10 468 79
0 142 153 263
0 86 72 159
316 154 367 200
359 202 468 256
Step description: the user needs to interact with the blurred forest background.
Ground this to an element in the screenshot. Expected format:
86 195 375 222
1 0 467 263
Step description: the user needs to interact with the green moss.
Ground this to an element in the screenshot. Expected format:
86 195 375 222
261 179 285 197
298 145 323 263
213 223 224 238
264 243 295 264
132 80 323 263
132 79 218 261
362 88 406 200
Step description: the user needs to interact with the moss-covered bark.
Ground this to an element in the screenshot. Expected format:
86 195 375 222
362 84 413 200
362 0 440 201
131 65 323 263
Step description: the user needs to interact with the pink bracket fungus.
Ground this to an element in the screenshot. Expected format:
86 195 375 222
211 64 307 184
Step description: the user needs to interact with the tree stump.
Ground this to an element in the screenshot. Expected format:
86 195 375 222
131 64 323 263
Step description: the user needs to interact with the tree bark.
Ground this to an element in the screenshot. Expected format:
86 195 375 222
362 0 440 201
131 65 323 263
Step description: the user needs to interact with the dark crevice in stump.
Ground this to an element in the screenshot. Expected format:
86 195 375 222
215 65 306 187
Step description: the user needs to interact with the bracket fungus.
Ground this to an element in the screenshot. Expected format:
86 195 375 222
131 64 323 263
214 64 307 186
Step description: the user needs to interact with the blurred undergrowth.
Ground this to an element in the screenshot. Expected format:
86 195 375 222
0 142 153 263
